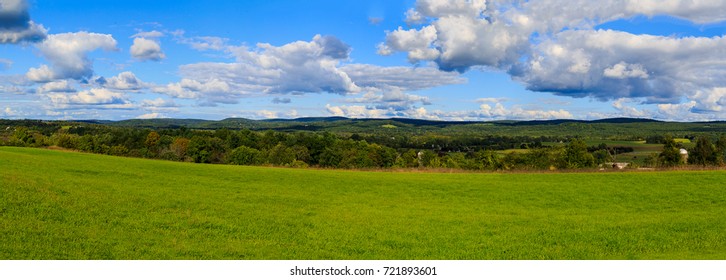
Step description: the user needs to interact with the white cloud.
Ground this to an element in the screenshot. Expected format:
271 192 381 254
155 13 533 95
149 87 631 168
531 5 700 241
29 32 117 81
414 0 487 19
48 88 131 110
103 71 146 90
0 0 47 44
140 98 177 108
477 102 574 120
325 104 387 118
37 80 75 93
152 79 202 99
626 0 726 23
130 37 165 61
136 112 166 119
689 87 726 113
324 100 572 121
404 8 425 25
180 35 359 99
378 25 439 63
26 64 54 82
517 30 726 103
612 99 650 118
152 78 239 106
657 101 698 120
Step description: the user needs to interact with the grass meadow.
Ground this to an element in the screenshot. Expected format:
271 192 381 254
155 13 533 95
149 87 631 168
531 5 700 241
1 146 725 259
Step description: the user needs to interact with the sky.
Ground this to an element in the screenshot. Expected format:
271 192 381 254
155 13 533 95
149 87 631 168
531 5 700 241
2 0 726 121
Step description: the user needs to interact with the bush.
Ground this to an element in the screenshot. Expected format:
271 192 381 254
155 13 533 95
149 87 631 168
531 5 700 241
228 146 261 165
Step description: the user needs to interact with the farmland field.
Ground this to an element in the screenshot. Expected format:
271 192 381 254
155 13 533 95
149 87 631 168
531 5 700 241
1 147 725 260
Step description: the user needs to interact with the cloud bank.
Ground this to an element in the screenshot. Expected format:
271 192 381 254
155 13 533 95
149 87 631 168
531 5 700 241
380 0 726 116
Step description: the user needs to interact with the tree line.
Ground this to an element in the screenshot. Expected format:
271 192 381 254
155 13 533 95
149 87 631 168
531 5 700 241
2 121 726 170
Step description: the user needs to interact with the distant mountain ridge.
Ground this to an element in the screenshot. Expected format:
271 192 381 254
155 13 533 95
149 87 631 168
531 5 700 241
95 116 671 131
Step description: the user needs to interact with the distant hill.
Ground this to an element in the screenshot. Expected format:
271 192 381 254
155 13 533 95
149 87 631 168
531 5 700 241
101 116 668 130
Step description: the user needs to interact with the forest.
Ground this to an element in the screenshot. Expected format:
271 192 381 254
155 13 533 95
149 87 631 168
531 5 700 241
2 118 726 170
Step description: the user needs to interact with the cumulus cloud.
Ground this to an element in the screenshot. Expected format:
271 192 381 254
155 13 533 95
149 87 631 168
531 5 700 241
47 88 132 110
657 101 699 120
180 35 359 98
404 8 425 25
612 98 650 118
515 30 726 103
377 25 439 62
28 32 117 82
37 80 75 93
26 64 54 82
382 0 726 118
102 71 146 90
130 37 165 61
152 79 203 99
152 78 241 106
689 87 726 113
0 0 47 44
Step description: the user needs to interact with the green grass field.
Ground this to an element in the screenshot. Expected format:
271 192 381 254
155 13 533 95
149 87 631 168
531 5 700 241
1 147 725 260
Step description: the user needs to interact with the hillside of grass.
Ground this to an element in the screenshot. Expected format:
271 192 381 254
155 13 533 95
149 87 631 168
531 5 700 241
1 147 725 259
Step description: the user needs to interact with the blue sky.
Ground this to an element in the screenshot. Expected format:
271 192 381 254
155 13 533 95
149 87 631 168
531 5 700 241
2 0 726 121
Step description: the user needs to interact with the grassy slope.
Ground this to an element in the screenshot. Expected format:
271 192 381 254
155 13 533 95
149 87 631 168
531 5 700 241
1 147 725 260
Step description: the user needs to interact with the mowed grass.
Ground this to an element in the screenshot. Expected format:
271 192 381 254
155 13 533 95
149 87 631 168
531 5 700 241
1 147 725 260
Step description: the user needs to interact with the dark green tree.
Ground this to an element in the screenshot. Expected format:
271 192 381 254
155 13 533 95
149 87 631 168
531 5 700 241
689 136 717 166
228 145 261 165
715 135 726 165
563 139 595 168
659 136 683 167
